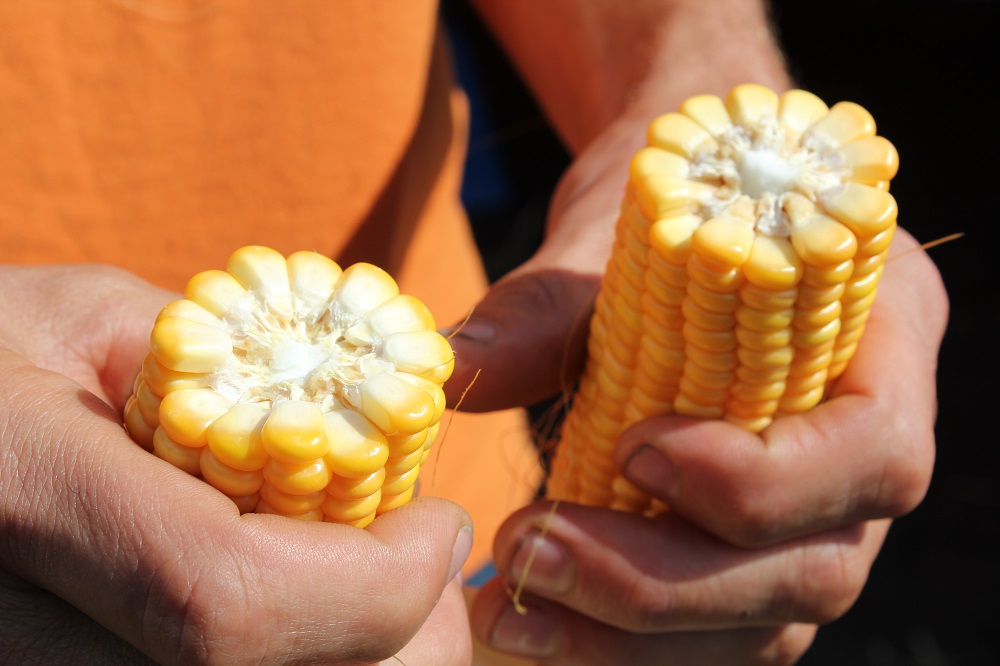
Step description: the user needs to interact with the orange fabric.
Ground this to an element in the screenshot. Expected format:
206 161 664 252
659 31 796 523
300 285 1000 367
0 0 537 572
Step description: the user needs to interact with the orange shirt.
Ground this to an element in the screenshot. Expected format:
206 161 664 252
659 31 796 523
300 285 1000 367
0 0 537 572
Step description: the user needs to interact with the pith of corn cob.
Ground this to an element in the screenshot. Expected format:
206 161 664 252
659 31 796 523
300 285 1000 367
547 84 898 512
123 246 454 527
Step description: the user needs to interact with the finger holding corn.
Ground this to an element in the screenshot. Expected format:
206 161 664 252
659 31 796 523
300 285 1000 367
124 246 454 527
547 84 899 512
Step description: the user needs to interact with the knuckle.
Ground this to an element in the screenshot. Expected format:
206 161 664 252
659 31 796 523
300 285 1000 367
865 403 936 519
792 540 868 625
493 272 564 323
622 576 678 632
163 571 275 665
724 490 784 548
760 625 818 666
879 429 935 518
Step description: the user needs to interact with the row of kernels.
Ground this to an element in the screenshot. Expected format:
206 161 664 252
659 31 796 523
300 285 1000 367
609 474 649 513
723 232 802 432
815 179 896 377
774 257 853 416
726 319 790 429
782 273 845 412
830 224 895 380
549 375 601 504
676 222 745 419
674 208 749 417
626 164 712 437
546 205 641 506
639 248 688 424
580 462 617 508
602 202 651 438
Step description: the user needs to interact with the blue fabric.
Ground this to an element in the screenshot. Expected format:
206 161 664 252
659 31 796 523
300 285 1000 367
465 561 498 589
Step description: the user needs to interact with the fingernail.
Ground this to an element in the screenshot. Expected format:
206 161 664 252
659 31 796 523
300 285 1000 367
448 526 473 583
442 318 496 344
623 445 675 494
509 531 575 596
490 604 560 658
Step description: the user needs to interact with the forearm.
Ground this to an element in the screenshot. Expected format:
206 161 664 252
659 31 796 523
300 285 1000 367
448 1 797 408
470 0 791 153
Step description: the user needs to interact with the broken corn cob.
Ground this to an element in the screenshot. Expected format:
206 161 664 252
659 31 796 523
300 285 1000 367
547 84 898 512
123 246 454 527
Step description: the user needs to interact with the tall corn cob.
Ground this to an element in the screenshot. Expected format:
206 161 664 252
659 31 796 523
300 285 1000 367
547 84 898 512
123 246 454 527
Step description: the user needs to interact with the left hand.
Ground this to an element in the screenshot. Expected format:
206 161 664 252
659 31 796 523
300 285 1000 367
0 264 474 666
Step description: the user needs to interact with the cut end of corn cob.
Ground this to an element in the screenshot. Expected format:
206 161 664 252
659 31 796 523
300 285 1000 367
548 84 898 512
123 246 454 527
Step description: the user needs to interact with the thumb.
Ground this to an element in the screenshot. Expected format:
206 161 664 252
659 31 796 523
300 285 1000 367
241 497 475 663
442 268 599 412
442 114 636 413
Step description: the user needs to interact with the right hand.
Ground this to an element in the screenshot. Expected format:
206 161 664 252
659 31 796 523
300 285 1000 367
0 264 473 665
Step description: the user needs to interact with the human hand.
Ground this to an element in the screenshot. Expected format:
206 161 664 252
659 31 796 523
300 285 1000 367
448 1 947 661
450 217 946 664
0 264 473 665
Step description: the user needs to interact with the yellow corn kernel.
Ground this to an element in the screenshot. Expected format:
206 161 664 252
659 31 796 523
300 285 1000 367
805 101 876 149
326 468 386 500
158 388 232 448
153 426 202 475
263 457 333 496
386 428 429 459
724 83 779 126
184 269 247 319
206 402 271 471
344 294 437 346
141 353 207 394
379 330 455 384
547 84 899 512
150 316 233 374
323 409 390 478
261 400 329 464
228 494 260 514
287 250 343 309
743 236 803 290
648 112 718 158
789 215 858 267
123 396 155 450
633 174 715 221
692 214 756 267
331 262 400 323
777 89 829 138
155 299 219 326
134 380 162 425
835 136 899 184
378 485 416 513
322 491 382 524
123 247 452 525
258 484 325 516
679 94 732 136
820 182 897 237
381 465 422 497
629 147 691 182
357 372 437 436
200 448 264 498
